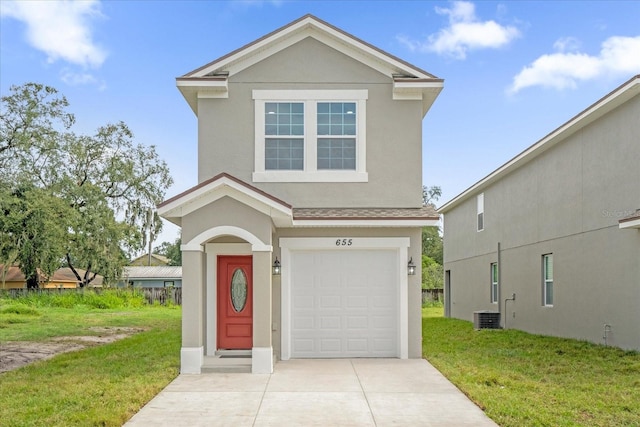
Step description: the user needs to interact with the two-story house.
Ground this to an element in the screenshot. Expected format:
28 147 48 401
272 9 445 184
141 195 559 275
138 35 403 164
439 75 640 351
158 15 443 374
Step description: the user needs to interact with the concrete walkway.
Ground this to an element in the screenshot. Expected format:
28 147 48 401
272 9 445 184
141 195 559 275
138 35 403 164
124 358 498 426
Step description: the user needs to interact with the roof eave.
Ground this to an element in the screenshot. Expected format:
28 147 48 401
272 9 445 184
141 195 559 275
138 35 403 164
176 78 229 115
439 75 640 214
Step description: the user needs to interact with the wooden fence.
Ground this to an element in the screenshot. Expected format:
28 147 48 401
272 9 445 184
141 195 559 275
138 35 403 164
422 288 444 304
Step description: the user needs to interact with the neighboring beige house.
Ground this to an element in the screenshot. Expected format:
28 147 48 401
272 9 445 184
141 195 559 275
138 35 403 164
0 265 104 289
158 15 443 374
439 75 640 351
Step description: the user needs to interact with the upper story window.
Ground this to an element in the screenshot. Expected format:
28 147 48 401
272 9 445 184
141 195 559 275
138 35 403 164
542 254 553 306
477 193 484 232
265 102 304 170
253 90 368 182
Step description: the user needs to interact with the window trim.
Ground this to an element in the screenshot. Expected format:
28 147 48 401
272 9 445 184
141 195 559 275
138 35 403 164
253 90 368 182
542 253 553 307
490 262 498 304
477 193 484 232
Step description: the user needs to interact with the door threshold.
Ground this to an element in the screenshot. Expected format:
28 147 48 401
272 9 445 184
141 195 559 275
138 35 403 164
215 349 252 357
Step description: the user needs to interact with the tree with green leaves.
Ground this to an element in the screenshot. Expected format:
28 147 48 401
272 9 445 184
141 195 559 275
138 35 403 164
421 184 443 265
422 185 442 208
1 83 172 287
0 183 69 288
154 237 182 266
422 255 444 289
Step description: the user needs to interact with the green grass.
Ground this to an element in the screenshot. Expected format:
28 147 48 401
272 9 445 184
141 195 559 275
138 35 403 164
0 293 181 426
422 307 640 427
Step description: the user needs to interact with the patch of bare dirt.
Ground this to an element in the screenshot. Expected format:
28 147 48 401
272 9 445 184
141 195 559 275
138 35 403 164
0 326 145 373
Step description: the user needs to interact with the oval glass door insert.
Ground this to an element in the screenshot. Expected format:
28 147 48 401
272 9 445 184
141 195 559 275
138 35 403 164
230 268 248 312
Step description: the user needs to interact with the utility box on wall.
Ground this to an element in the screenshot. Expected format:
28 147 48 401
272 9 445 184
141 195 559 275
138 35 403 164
473 310 501 329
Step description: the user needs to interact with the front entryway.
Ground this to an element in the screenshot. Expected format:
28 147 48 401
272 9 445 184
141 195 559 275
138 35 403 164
217 255 253 349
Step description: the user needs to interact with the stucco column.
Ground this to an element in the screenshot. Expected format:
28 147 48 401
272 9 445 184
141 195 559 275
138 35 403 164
181 248 205 374
252 250 273 373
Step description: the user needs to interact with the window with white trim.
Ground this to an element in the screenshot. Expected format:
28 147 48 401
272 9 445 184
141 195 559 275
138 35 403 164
542 254 553 306
477 193 484 231
490 262 498 304
253 90 367 182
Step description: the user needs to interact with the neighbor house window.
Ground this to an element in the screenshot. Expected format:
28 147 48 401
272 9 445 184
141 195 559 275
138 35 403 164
477 193 484 231
490 262 498 304
543 254 553 306
253 90 367 182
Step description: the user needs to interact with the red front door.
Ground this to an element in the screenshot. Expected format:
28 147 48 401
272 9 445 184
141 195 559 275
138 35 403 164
217 256 253 349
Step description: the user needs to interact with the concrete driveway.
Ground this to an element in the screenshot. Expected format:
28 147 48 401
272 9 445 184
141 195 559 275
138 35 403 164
124 358 498 426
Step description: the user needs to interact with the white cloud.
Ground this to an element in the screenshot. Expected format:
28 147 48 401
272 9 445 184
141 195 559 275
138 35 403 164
1 0 106 68
509 35 640 93
553 37 581 52
60 68 106 90
398 1 520 59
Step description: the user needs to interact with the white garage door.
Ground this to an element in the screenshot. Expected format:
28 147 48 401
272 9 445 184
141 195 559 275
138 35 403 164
290 249 398 358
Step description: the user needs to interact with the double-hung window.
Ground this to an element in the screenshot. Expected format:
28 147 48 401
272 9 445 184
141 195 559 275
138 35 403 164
253 90 367 182
490 262 498 304
542 254 553 306
264 102 305 170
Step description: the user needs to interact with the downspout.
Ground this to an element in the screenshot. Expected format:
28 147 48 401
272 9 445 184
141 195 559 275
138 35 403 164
497 242 501 321
504 293 516 329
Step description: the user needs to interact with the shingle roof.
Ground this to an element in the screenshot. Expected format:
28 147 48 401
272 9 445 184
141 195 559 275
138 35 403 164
293 206 439 220
620 209 640 223
123 266 182 280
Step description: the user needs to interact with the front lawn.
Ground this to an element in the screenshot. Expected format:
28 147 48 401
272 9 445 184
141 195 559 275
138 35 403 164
423 307 640 427
0 292 181 426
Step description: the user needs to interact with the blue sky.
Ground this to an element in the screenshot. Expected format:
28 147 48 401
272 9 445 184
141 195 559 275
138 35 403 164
2 0 639 245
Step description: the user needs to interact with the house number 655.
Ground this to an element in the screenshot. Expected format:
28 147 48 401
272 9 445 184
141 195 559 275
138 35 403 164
336 239 353 246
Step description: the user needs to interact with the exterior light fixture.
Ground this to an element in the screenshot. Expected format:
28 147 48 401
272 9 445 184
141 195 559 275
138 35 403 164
273 257 281 275
407 257 416 276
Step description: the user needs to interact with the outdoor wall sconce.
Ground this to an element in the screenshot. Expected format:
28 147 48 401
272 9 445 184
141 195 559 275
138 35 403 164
407 257 416 275
272 257 281 275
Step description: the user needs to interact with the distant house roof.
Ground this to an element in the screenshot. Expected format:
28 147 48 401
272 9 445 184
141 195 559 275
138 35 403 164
130 253 170 266
439 75 640 213
0 265 104 286
123 266 182 280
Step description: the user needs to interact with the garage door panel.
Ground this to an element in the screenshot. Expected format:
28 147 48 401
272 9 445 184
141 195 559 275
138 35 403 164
320 316 341 329
293 295 314 308
346 296 368 308
320 295 341 308
347 316 368 329
293 316 315 329
291 250 398 358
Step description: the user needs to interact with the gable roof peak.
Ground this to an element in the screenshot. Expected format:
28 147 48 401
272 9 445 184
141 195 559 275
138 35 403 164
176 14 443 115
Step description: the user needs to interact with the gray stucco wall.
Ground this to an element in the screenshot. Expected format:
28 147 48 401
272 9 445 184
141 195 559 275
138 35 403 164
197 37 424 208
443 94 640 350
181 196 273 246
